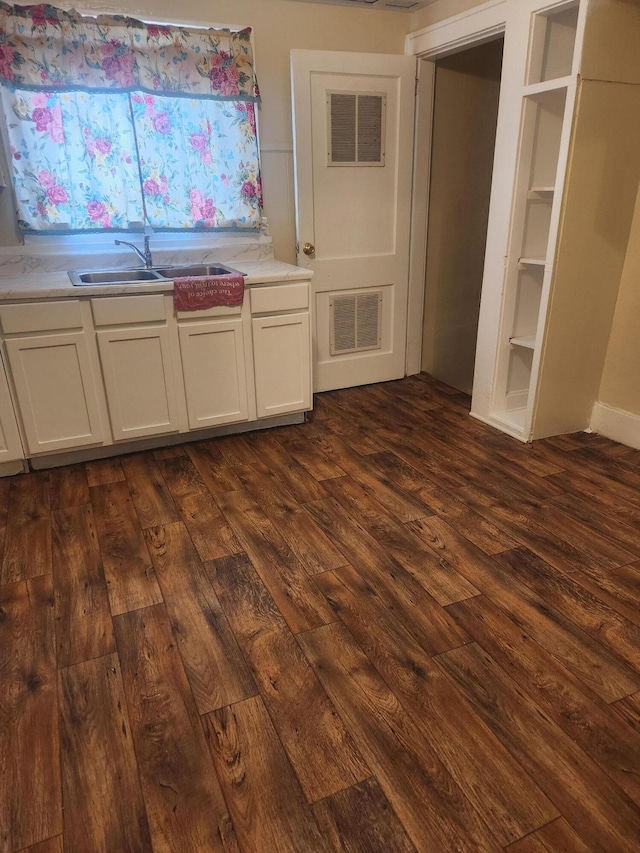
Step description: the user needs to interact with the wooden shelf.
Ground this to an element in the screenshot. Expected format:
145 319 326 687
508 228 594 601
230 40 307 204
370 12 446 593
518 257 546 267
523 76 572 98
528 186 555 198
510 335 536 349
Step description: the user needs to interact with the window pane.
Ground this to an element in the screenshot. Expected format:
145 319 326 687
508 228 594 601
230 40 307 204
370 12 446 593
131 94 262 231
1 89 143 232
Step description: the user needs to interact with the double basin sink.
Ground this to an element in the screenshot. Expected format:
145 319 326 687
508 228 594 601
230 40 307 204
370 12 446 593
68 263 241 286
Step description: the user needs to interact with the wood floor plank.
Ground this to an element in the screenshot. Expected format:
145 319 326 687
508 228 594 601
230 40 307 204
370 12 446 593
58 653 152 852
0 478 8 566
436 642 640 852
305 432 430 523
549 491 640 559
311 396 386 455
321 475 480 605
186 442 244 495
506 818 592 852
298 621 502 852
113 604 238 853
91 481 163 616
447 594 640 806
274 428 346 481
52 504 114 668
499 547 640 676
1 473 51 584
409 515 640 702
0 576 61 851
305 495 469 655
243 431 328 503
152 444 188 460
208 552 369 802
316 567 558 845
156 454 242 561
120 453 180 529
20 837 64 853
215 489 336 633
216 434 260 467
311 778 417 853
84 458 125 487
234 461 349 575
611 691 640 735
48 464 90 510
371 423 470 490
203 695 328 852
144 522 256 714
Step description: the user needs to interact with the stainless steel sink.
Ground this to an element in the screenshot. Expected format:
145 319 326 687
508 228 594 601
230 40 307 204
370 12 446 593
69 262 242 286
69 268 163 285
154 264 241 279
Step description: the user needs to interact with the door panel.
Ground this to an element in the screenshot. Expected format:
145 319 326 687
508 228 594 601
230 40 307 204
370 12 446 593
179 319 249 429
97 326 181 441
291 50 416 392
6 332 104 453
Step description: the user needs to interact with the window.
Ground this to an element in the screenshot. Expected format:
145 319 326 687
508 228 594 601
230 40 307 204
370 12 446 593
0 4 262 235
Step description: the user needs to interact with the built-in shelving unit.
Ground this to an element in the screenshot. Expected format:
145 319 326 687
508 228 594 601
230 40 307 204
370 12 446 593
488 0 581 438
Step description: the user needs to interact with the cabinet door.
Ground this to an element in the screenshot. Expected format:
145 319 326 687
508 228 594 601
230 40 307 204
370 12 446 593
97 326 181 441
0 350 24 462
178 319 249 429
252 313 312 418
5 332 104 454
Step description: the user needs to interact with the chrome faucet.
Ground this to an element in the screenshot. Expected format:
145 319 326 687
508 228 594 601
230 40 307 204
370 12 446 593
114 236 153 269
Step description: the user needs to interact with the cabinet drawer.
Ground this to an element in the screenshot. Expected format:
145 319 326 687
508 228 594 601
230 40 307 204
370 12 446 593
250 282 309 315
91 294 166 326
0 300 82 334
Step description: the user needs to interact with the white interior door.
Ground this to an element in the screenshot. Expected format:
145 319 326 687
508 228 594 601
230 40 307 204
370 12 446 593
291 50 416 392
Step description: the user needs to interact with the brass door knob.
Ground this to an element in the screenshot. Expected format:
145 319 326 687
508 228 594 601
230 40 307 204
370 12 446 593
302 242 315 256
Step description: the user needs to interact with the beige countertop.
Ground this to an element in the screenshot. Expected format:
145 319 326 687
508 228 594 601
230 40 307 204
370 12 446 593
0 259 312 301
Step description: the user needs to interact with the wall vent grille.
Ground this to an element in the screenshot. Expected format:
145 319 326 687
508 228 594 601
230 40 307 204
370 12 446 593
330 292 382 355
328 92 385 166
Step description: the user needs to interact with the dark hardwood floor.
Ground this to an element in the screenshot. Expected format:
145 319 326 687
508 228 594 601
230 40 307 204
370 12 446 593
1 373 639 852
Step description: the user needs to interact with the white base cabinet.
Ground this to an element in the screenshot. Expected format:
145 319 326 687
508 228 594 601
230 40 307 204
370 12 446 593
92 295 182 441
0 276 312 471
252 313 311 418
179 316 250 430
0 350 24 464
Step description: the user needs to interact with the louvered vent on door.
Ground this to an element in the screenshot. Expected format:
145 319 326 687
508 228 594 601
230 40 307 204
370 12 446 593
330 292 382 355
328 92 385 166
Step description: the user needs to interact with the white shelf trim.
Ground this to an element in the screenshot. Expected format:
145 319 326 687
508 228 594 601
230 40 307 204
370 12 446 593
510 334 536 349
523 75 573 98
518 257 546 266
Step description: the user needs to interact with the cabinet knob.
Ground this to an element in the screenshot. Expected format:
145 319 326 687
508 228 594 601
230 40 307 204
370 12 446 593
302 242 315 256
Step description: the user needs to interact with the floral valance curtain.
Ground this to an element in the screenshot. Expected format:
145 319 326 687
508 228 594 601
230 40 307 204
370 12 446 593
0 4 262 233
0 3 259 100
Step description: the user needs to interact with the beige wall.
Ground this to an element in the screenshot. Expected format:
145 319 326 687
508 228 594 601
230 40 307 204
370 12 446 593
421 38 502 393
0 0 411 261
532 79 640 436
598 183 640 415
410 0 486 30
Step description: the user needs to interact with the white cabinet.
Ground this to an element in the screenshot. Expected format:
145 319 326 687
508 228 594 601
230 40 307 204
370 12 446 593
250 281 312 418
92 295 183 441
178 313 250 429
473 0 640 441
0 270 313 472
253 313 311 418
0 350 24 464
0 300 105 454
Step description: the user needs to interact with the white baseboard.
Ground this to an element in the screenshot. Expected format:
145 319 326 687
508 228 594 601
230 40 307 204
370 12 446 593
590 401 640 450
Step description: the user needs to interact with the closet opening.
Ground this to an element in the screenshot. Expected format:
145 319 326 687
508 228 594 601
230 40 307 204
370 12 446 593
420 37 504 395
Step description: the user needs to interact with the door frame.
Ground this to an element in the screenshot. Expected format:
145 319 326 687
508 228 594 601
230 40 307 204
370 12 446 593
405 0 508 376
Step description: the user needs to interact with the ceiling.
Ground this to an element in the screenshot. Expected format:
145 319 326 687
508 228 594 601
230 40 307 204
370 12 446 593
288 0 435 12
